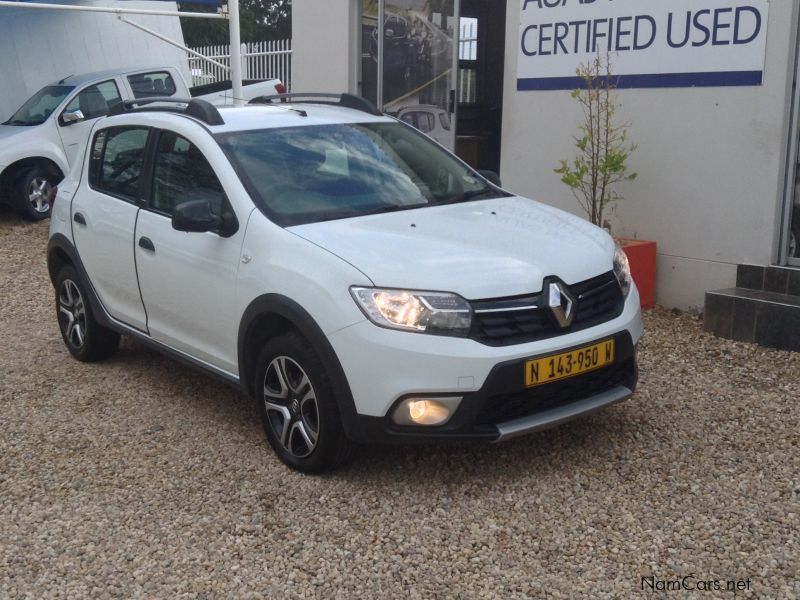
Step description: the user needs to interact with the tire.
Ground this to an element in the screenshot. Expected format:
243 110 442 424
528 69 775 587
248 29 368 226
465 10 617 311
255 332 352 473
55 267 120 362
13 167 57 221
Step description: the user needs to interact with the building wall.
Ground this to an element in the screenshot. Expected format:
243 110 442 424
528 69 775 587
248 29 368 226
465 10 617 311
0 0 189 120
292 0 360 94
501 2 798 310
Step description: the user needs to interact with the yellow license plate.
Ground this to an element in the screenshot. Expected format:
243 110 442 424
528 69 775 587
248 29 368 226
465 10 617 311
525 339 615 387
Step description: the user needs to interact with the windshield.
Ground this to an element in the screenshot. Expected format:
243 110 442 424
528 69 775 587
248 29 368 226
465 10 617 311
4 85 75 126
217 122 507 226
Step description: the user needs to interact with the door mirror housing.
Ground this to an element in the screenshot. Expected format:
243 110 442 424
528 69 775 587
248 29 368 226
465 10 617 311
478 170 502 188
172 200 223 234
61 109 85 126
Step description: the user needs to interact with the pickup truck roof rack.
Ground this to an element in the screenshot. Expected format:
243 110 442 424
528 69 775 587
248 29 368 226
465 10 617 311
108 97 224 126
248 93 382 117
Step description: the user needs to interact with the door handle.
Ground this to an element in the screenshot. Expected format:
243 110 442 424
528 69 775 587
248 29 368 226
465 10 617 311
73 212 86 226
138 237 155 252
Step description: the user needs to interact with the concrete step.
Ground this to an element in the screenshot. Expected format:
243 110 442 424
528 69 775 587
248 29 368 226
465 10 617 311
736 264 800 295
704 287 800 351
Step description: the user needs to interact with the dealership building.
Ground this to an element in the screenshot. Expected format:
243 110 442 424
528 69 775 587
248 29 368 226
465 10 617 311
293 0 800 349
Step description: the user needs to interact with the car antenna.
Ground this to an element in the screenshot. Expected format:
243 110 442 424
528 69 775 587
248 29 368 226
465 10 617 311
58 74 74 85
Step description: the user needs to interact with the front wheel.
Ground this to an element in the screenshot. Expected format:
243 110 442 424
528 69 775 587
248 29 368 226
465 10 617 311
255 332 352 473
55 267 120 362
14 167 57 221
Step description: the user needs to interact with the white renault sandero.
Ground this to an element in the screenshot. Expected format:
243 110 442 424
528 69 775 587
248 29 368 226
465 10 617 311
48 94 643 473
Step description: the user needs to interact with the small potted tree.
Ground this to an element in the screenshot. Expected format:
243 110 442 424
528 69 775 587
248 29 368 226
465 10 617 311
555 53 656 309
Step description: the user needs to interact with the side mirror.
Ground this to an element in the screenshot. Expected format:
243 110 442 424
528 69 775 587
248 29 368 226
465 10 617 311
478 170 502 187
172 200 223 234
61 109 85 125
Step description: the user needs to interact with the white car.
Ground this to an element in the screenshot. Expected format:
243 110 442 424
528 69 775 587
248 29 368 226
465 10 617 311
397 104 451 147
0 65 282 220
48 94 643 473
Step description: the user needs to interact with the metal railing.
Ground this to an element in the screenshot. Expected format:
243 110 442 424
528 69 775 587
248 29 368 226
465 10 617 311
188 39 292 88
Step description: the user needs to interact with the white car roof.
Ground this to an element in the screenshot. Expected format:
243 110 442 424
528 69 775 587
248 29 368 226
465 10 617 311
204 103 394 133
49 66 174 88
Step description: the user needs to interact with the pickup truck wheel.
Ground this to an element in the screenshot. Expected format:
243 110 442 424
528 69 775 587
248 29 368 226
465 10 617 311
55 267 120 362
255 332 352 473
14 167 55 221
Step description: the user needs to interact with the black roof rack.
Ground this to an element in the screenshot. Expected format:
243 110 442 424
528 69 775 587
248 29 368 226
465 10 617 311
248 93 382 117
108 97 224 126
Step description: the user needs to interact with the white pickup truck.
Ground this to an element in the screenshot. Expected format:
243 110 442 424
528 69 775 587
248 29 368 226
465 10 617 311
0 65 283 220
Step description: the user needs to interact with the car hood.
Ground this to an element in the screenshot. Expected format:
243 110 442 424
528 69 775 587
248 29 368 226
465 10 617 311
288 196 616 299
0 124 37 141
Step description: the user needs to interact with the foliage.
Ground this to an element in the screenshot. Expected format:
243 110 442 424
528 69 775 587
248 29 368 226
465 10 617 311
179 0 291 46
555 53 637 228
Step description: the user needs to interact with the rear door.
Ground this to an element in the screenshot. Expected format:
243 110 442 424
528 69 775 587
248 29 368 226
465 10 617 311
57 79 123 168
71 125 149 331
133 125 246 374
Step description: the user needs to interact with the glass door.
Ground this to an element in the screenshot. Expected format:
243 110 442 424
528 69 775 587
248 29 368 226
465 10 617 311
784 23 800 265
361 0 460 151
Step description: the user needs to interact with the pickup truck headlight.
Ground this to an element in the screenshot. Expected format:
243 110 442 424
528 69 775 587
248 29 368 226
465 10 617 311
613 245 632 298
351 287 472 336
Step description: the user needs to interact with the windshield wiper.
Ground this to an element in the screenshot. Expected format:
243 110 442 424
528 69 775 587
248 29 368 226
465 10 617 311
441 187 499 205
3 119 36 126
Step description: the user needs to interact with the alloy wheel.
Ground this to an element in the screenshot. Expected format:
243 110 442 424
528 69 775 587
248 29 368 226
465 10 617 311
58 279 87 349
263 356 320 458
28 177 51 214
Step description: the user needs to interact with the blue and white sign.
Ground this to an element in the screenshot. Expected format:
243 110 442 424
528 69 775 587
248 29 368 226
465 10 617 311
517 0 769 91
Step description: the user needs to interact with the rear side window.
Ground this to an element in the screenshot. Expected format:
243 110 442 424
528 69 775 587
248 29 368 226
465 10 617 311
63 80 122 120
90 127 150 201
128 71 177 99
151 131 226 215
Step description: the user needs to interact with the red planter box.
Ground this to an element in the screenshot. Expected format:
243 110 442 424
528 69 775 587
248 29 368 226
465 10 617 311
617 238 657 310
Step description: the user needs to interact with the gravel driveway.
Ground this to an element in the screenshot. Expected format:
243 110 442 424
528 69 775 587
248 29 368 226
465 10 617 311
1 214 798 598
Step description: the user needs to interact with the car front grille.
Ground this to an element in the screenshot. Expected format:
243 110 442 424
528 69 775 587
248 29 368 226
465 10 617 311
469 272 625 346
475 358 635 427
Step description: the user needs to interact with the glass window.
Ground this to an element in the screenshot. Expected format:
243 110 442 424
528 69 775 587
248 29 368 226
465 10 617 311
63 80 122 121
128 71 178 99
91 127 149 201
151 131 226 216
217 122 507 227
4 85 74 126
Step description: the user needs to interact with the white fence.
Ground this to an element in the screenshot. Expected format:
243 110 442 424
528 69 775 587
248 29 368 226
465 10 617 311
188 39 292 88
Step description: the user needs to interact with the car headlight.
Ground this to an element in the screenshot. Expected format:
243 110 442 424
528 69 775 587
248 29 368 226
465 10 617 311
351 287 472 336
613 245 632 298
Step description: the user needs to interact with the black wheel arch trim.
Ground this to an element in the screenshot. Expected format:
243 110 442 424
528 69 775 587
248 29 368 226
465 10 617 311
238 294 363 441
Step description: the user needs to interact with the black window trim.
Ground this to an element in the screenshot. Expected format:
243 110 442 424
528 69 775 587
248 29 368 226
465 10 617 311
59 78 122 127
88 125 153 206
142 128 235 223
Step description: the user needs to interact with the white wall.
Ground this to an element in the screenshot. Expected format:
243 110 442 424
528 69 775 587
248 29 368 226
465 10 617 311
292 0 360 94
501 2 797 310
0 0 189 120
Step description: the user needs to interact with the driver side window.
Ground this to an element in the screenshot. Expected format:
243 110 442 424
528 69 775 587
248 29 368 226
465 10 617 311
90 127 150 202
63 80 122 121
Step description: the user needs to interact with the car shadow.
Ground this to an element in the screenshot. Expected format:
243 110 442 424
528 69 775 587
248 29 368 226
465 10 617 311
112 337 644 484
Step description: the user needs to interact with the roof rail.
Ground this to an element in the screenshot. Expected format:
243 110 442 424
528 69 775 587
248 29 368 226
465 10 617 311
248 93 382 117
108 97 225 126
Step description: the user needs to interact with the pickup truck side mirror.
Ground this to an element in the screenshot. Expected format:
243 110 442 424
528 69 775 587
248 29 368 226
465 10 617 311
61 109 85 126
478 170 502 188
172 200 223 234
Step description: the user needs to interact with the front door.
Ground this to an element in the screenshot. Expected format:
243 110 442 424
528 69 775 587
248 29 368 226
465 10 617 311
57 79 124 168
134 128 245 375
362 0 460 150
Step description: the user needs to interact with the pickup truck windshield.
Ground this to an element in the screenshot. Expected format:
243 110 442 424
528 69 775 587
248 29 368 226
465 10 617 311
4 85 75 126
217 122 507 226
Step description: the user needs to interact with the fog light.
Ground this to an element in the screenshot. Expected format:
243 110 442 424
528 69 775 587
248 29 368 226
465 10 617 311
393 396 462 426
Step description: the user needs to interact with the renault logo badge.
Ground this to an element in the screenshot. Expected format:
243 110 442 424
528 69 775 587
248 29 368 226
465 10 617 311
548 281 575 328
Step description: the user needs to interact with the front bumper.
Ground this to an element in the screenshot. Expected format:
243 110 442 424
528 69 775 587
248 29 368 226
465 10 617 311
341 330 637 444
